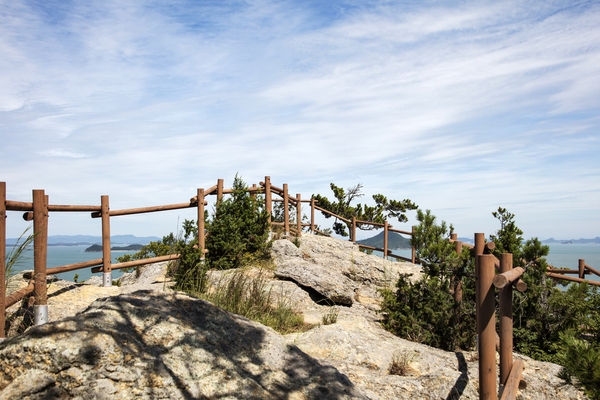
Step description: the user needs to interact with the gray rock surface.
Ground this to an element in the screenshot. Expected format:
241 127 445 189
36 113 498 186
0 291 366 399
272 235 421 306
1 234 589 399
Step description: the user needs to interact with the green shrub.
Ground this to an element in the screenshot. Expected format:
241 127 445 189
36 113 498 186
380 209 475 351
558 332 600 399
205 174 271 270
199 269 309 334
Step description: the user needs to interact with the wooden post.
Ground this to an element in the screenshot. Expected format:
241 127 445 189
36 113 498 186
499 253 513 389
383 220 389 261
283 184 290 235
251 184 257 199
475 233 485 342
101 195 112 287
217 179 224 204
351 216 356 243
310 198 315 234
296 193 302 237
0 182 6 339
451 233 458 241
478 254 497 400
265 176 272 237
411 226 416 263
33 190 49 325
197 188 205 253
579 259 585 279
454 240 463 303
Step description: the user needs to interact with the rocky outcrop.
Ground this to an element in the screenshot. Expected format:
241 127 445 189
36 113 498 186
272 235 421 306
0 291 366 399
0 234 589 399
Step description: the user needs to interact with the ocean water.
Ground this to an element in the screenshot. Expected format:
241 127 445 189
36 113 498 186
388 243 600 283
5 245 139 282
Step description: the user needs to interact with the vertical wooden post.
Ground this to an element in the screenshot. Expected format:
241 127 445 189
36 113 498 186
310 198 315 234
383 221 389 261
475 233 485 341
411 226 416 263
0 183 6 339
351 217 356 243
454 240 463 303
296 194 302 237
197 188 205 254
217 179 224 204
33 190 48 325
579 259 585 279
478 254 497 400
499 253 513 389
101 195 111 287
264 177 272 239
451 233 458 241
283 184 289 236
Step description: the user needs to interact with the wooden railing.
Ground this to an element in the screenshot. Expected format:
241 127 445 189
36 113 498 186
547 260 600 286
1 178 597 400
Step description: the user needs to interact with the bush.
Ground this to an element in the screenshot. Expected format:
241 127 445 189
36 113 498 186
380 210 475 351
205 174 271 270
559 332 600 399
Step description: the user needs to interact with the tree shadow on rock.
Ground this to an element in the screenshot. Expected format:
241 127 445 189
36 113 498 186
0 289 365 399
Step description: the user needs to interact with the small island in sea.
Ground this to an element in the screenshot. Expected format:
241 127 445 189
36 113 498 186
84 244 144 252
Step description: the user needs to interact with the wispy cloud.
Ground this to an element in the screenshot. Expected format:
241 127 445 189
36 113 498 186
1 0 599 239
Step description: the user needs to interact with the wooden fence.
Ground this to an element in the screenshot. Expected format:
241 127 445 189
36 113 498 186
1 178 598 399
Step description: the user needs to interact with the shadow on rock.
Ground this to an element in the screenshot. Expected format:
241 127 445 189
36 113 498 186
0 290 366 399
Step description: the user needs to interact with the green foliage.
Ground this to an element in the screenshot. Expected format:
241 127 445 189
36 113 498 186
312 183 417 237
5 226 36 282
171 219 208 293
489 207 524 262
198 269 310 334
380 210 475 351
116 233 177 264
411 210 461 278
558 332 600 399
206 174 271 270
381 273 475 350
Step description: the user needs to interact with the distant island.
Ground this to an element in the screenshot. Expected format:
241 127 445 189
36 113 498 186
357 231 412 249
6 234 160 246
85 244 145 252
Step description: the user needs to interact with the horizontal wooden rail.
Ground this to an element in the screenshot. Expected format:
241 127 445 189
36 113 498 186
313 205 351 224
5 201 101 212
355 219 388 228
5 200 33 211
357 244 415 262
23 259 104 278
91 254 180 273
493 267 524 289
500 359 524 400
91 202 201 218
585 264 600 277
48 204 102 212
4 281 34 309
547 269 583 274
388 227 412 236
547 272 600 286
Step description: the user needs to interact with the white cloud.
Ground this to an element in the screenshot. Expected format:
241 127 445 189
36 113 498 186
0 0 599 240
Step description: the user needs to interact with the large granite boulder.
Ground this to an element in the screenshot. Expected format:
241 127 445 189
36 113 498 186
0 290 366 400
272 235 422 306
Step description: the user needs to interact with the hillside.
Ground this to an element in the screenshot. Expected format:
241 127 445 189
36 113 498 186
0 235 587 399
357 230 411 249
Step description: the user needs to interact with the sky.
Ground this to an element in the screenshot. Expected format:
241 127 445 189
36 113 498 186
1 0 599 241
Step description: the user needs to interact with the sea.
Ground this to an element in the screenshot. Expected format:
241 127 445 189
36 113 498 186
5 245 140 282
388 243 600 284
5 242 600 284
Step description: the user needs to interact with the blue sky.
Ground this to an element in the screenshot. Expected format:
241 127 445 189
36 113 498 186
1 0 599 240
